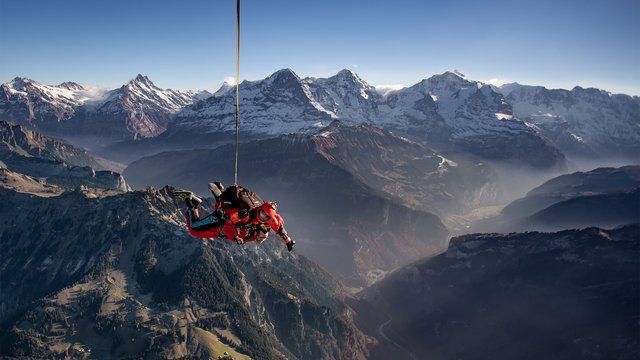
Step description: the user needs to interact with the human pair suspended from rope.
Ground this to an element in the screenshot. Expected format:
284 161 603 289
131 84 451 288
172 183 295 252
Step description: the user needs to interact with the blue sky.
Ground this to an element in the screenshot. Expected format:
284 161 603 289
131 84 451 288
1 0 639 95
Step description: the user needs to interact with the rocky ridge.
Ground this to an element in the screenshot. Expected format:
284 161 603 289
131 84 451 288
0 185 371 359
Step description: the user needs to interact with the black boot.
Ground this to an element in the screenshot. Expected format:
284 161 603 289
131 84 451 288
172 189 202 209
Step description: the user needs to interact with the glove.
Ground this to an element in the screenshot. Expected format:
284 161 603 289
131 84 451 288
286 239 295 252
238 209 249 219
234 236 244 245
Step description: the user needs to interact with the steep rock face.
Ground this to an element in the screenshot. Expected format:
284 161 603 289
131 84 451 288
0 78 84 126
123 125 458 286
357 226 640 360
304 69 383 123
477 166 640 232
0 187 370 360
500 83 640 160
310 122 502 215
0 121 130 191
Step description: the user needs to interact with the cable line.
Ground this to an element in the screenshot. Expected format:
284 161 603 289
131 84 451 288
234 0 240 186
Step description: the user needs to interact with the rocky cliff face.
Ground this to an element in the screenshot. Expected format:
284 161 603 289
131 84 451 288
0 186 371 359
356 225 640 360
0 121 129 192
309 122 502 215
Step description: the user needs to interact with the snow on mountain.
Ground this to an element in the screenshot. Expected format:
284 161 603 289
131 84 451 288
0 77 97 123
98 74 198 114
374 71 564 168
303 69 382 123
0 75 205 143
172 68 333 135
168 69 566 169
499 83 640 159
213 80 234 97
413 71 522 137
3 70 636 165
174 69 525 137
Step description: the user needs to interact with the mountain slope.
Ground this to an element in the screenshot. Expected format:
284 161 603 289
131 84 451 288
123 124 462 286
0 121 129 191
171 68 333 136
401 72 565 169
309 122 502 215
0 186 371 359
357 225 640 360
0 76 205 147
0 77 88 126
476 166 640 232
499 83 640 161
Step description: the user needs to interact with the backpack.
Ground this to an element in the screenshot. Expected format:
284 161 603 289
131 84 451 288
219 185 264 212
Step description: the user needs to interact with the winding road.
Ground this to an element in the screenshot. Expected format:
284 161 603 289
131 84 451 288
377 310 418 360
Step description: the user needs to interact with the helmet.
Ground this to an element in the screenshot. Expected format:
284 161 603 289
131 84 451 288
257 202 277 222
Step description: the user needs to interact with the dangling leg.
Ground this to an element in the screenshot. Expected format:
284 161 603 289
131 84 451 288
172 188 203 220
185 211 222 239
189 211 225 231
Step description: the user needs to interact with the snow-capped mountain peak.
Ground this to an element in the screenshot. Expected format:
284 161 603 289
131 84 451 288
424 71 475 91
498 82 640 158
1 77 91 113
264 68 301 87
213 80 234 97
103 74 198 113
2 70 636 164
124 74 157 93
326 68 376 95
453 69 467 79
56 82 84 91
131 74 154 87
333 68 363 84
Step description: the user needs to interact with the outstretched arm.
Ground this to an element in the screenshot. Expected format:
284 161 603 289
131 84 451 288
270 214 295 251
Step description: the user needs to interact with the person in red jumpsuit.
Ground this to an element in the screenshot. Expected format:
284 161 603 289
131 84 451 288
173 186 295 252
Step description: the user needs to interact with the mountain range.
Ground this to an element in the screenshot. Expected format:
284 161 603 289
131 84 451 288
3 69 637 169
0 75 208 148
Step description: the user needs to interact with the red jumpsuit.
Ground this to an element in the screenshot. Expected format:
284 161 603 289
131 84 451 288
183 208 247 241
184 207 289 244
222 207 290 245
